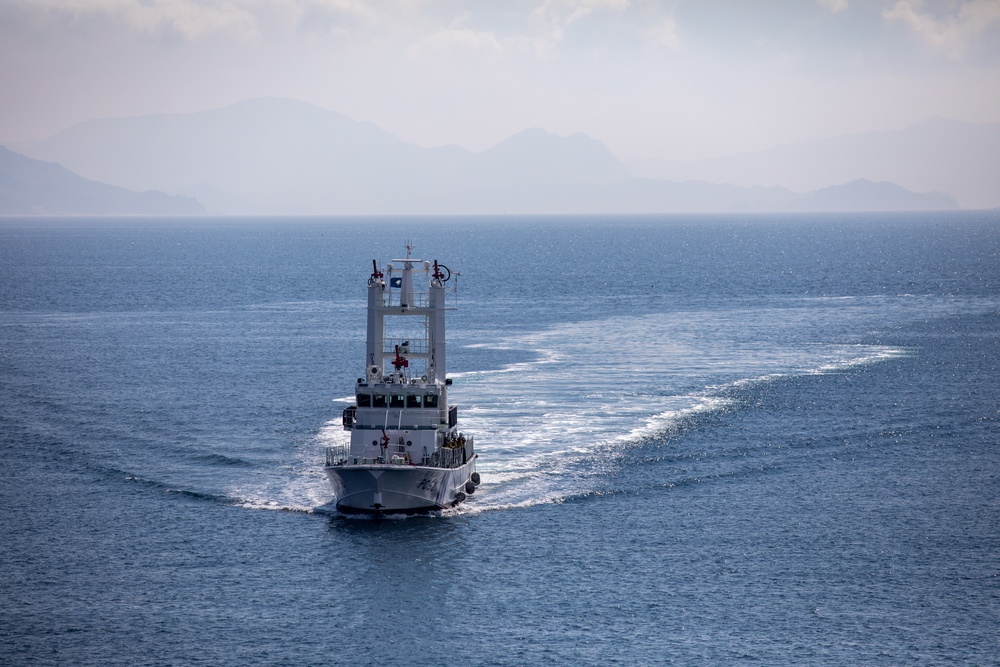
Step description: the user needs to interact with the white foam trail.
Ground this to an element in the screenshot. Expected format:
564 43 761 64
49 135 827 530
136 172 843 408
447 310 908 512
239 305 911 515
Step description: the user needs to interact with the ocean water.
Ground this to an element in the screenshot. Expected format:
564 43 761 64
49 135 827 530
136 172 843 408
1 213 998 665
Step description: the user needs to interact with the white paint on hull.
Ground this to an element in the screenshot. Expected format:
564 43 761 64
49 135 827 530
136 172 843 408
325 460 476 514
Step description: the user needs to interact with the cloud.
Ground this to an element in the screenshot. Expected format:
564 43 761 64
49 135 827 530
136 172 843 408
16 0 259 41
644 16 680 50
8 0 396 42
816 0 849 13
883 0 1000 59
419 26 504 58
278 0 379 33
530 0 630 40
546 0 631 24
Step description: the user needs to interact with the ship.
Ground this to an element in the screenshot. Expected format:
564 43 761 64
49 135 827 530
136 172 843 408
324 244 480 514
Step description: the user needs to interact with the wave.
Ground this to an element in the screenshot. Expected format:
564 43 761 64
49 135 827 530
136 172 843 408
445 310 909 514
247 304 915 517
233 498 320 513
121 471 234 504
190 452 256 468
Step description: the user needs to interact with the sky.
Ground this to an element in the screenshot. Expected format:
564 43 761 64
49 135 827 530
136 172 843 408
1 0 999 161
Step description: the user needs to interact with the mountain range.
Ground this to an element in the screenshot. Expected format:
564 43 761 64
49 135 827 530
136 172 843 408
0 146 203 215
6 97 990 216
627 116 1000 210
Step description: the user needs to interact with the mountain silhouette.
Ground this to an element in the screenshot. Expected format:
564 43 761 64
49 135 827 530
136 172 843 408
628 117 999 209
0 146 205 215
14 98 964 214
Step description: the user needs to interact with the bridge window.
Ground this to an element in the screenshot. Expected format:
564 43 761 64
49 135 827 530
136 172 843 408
406 395 422 408
372 394 387 408
390 395 405 408
356 394 371 407
424 394 438 408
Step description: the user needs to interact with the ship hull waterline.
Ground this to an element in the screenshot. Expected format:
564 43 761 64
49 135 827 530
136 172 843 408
325 460 477 515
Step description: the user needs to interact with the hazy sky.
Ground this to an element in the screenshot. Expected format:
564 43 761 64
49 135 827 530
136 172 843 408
2 0 999 160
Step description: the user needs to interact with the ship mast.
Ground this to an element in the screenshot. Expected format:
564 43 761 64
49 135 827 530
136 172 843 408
364 243 449 385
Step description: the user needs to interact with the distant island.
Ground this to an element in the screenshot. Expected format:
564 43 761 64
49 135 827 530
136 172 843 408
5 98 992 216
0 146 204 216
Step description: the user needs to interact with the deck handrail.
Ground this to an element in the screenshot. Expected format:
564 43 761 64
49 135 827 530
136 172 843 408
326 439 474 469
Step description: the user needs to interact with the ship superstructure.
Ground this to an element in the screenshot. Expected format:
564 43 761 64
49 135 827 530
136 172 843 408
324 244 479 514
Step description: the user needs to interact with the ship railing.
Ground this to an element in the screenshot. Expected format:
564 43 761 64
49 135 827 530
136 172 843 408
325 444 350 467
383 337 429 355
326 444 429 467
427 436 475 469
380 277 460 308
327 447 391 466
327 438 475 468
385 290 429 308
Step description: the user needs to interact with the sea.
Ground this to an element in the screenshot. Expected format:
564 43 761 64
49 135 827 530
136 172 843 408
1 213 998 666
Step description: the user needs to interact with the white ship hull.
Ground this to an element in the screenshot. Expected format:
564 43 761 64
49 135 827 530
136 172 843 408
325 460 477 514
325 247 480 515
